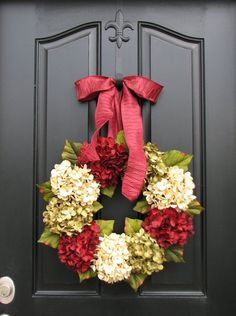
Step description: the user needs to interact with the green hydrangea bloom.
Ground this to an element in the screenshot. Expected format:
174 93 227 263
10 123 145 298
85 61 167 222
126 228 165 275
144 142 167 180
43 197 94 236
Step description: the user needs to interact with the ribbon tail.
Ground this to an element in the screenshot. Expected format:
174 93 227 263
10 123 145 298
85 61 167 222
122 156 147 201
79 89 116 163
114 90 123 134
107 89 123 137
121 85 146 201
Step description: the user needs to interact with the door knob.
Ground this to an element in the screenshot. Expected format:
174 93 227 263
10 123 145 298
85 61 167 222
0 277 15 304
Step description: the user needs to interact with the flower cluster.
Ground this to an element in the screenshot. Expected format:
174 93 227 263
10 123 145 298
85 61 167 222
143 166 196 211
43 197 95 236
126 228 164 275
58 222 100 273
144 142 167 180
143 208 194 248
50 160 100 206
43 160 101 235
78 137 128 189
94 233 132 283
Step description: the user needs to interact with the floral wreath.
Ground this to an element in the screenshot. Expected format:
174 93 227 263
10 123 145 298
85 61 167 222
38 75 204 291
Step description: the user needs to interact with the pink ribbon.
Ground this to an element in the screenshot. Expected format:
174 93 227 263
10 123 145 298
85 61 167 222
75 75 163 201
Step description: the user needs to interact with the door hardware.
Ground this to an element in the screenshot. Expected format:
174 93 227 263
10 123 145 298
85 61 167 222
0 277 15 305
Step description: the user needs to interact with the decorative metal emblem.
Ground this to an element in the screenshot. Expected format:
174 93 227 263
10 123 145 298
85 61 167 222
105 10 134 48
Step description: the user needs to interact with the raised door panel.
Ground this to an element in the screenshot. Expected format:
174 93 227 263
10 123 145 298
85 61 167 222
35 22 101 295
139 22 205 295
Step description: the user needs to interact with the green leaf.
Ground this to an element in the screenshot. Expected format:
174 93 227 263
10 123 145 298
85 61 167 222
38 227 59 248
127 273 147 292
37 181 54 202
37 181 51 190
165 245 185 263
186 200 204 216
92 201 103 213
133 199 149 214
162 150 193 172
61 140 82 164
95 220 114 236
78 269 97 283
43 191 54 203
101 186 116 198
115 130 127 146
124 217 143 236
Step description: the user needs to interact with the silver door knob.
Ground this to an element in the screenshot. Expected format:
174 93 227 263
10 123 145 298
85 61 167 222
0 277 15 304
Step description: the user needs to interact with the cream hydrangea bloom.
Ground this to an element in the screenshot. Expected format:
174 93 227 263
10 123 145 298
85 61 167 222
143 166 196 211
93 233 132 283
43 197 95 236
50 160 100 206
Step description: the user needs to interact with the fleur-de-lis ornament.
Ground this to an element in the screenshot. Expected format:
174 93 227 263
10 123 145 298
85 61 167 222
105 10 134 48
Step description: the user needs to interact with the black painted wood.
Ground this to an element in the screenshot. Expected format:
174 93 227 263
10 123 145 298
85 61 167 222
0 1 235 315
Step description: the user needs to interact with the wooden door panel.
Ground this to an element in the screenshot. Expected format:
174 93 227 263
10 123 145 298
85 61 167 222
35 23 100 295
139 22 205 295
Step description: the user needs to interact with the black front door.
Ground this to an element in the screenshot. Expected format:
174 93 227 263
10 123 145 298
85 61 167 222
0 1 235 315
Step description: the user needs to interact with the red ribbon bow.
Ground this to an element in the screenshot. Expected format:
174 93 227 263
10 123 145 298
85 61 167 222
75 75 163 201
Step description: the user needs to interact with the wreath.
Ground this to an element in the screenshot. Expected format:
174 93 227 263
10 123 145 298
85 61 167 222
38 76 204 291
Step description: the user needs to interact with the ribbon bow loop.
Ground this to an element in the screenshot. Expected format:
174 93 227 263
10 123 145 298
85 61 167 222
123 76 163 103
75 76 115 101
75 75 163 201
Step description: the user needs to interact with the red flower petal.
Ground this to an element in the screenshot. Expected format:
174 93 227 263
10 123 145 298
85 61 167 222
78 137 128 188
58 222 100 273
143 208 194 249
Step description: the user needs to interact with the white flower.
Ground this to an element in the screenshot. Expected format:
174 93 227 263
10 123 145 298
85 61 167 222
50 160 100 206
93 233 132 283
156 179 170 191
143 166 196 211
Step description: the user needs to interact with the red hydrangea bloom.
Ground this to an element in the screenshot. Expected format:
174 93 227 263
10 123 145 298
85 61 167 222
143 208 194 249
78 137 128 188
58 222 100 273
